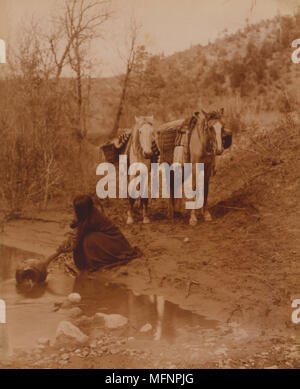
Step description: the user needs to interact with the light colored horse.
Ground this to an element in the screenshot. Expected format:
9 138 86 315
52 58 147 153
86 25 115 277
169 108 228 226
126 116 155 225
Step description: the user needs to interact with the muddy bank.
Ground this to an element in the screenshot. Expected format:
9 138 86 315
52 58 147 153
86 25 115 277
0 252 299 369
0 202 299 369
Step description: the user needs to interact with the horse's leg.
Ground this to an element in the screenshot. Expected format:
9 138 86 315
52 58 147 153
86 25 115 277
203 163 212 221
189 209 197 226
154 295 165 341
127 197 135 224
168 169 175 220
142 198 150 224
189 162 198 226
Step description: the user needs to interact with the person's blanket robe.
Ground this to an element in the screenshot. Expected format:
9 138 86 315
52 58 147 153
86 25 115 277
73 207 140 270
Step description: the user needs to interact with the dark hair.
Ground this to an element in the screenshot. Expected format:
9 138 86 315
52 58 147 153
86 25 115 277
73 195 94 222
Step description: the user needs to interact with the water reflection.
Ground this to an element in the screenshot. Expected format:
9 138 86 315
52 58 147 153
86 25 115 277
0 245 75 349
74 273 218 344
0 245 219 349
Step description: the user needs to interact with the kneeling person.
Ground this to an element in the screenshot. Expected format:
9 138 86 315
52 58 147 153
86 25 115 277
72 195 140 271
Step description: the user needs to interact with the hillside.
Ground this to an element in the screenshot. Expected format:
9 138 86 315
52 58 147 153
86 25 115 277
88 13 300 143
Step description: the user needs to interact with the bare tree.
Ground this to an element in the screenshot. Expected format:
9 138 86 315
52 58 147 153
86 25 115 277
50 0 111 79
111 16 141 138
49 0 112 139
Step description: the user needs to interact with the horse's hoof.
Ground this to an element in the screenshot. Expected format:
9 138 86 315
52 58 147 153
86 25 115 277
204 211 212 222
189 217 197 226
154 329 162 341
126 216 134 225
143 216 150 224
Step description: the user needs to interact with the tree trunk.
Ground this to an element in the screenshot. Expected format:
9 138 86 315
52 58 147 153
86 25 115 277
111 68 131 138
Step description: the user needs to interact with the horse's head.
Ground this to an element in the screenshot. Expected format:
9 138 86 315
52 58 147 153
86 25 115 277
202 108 226 156
133 116 154 159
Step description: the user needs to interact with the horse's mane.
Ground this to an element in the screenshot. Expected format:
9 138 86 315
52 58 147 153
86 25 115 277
192 111 221 156
131 116 153 157
205 110 222 121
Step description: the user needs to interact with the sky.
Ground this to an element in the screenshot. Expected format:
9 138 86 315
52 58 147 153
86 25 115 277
0 0 299 76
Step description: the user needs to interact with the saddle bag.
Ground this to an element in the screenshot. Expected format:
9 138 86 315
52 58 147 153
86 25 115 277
173 131 189 165
173 145 186 165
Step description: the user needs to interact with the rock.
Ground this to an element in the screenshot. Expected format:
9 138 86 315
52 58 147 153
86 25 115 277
94 313 128 329
61 353 70 361
61 300 72 309
75 315 93 328
68 307 83 319
140 323 152 333
183 237 190 243
89 341 97 349
37 337 50 347
93 313 106 326
53 300 64 312
67 293 82 304
55 321 89 346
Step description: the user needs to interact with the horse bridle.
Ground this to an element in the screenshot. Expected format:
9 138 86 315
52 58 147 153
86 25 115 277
195 115 224 155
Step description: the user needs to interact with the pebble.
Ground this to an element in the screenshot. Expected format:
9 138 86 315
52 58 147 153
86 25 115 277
140 323 153 333
184 237 190 243
68 307 83 319
95 313 128 329
37 338 50 346
68 293 82 304
61 353 70 361
53 300 64 311
90 341 97 349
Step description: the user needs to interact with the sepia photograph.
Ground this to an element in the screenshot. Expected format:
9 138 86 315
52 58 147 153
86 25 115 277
0 0 299 374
